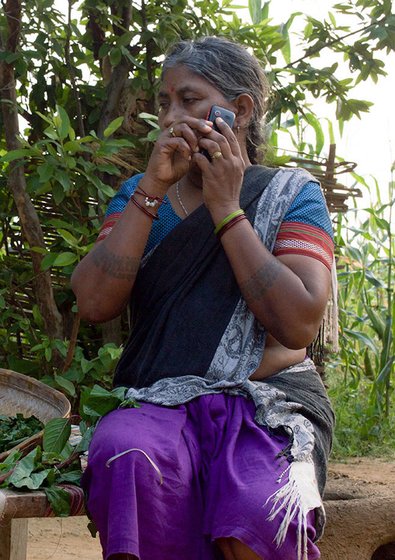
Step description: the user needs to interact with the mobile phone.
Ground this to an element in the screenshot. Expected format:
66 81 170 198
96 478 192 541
201 105 236 159
206 105 236 131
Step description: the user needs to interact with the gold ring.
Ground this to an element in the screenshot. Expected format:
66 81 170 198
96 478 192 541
211 151 223 160
169 126 176 137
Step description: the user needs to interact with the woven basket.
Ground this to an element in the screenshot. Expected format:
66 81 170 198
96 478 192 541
0 368 71 461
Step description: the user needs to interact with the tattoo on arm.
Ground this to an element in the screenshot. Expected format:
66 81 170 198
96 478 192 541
240 259 282 304
92 243 140 281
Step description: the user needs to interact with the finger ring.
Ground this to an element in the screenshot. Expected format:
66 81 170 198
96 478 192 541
211 151 223 160
169 126 176 137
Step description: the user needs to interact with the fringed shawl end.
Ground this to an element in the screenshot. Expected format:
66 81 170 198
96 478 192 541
267 460 325 560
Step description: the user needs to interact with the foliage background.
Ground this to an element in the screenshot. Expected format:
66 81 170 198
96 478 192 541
0 0 394 457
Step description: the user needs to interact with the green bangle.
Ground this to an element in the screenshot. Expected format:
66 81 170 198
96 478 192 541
214 209 245 235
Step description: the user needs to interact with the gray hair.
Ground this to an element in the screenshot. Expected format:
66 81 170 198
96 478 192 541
162 36 270 164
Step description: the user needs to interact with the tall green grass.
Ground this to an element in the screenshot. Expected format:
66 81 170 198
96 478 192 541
327 175 394 459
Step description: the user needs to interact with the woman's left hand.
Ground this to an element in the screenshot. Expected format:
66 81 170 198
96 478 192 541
193 117 246 219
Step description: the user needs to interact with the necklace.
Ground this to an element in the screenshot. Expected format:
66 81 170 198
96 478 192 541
176 181 189 217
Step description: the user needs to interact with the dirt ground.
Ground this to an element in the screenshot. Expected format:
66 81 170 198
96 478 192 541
26 457 395 560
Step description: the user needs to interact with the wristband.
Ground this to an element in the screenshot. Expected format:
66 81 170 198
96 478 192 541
134 187 167 208
214 209 245 235
130 195 159 220
217 214 247 239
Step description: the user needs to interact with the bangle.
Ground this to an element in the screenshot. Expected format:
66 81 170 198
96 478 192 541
217 214 247 239
130 195 159 220
135 187 167 208
214 209 245 235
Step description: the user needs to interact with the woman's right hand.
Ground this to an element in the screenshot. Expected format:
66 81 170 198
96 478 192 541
142 118 213 194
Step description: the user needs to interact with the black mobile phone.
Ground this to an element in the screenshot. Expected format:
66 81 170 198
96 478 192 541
206 105 236 131
201 105 236 159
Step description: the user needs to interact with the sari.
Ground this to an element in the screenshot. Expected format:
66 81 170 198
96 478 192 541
86 165 334 560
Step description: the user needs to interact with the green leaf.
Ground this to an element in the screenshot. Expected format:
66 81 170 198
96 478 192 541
116 32 134 47
120 46 145 69
1 149 35 163
1 449 22 467
11 469 51 490
103 116 124 138
57 229 79 246
55 106 71 140
304 112 324 155
43 418 71 454
87 520 98 538
146 129 160 142
63 140 89 153
8 448 40 488
304 21 313 38
80 385 125 421
65 156 76 169
109 47 122 67
365 269 386 288
52 182 65 204
37 162 55 183
261 1 269 19
248 0 261 24
56 173 71 192
54 373 76 397
98 43 111 58
36 111 53 125
97 182 116 198
52 252 77 267
363 349 375 380
75 426 95 453
328 11 337 27
362 304 385 340
344 328 378 354
44 486 71 516
40 252 57 271
376 357 395 385
57 470 82 485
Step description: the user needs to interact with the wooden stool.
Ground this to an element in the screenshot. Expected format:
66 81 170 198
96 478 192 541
2 475 394 560
0 486 85 560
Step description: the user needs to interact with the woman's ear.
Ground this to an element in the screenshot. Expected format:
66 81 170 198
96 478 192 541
232 93 254 129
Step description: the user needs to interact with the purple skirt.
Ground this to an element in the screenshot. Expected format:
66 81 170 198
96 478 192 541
82 393 320 560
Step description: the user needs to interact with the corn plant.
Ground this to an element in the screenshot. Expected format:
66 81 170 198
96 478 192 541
333 174 394 446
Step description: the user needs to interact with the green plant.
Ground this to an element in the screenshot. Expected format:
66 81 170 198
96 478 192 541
0 385 139 515
1 0 395 411
328 172 394 455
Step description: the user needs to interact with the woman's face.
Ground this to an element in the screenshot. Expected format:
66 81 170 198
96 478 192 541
158 64 235 131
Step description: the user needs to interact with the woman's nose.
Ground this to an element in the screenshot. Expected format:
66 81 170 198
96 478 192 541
161 103 182 129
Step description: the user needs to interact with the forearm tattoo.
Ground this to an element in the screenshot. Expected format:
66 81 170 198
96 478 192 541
240 259 282 304
92 243 140 281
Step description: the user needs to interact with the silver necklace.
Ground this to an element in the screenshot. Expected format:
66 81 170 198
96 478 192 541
176 181 189 217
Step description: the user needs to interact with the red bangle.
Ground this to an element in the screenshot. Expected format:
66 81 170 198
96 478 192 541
130 196 159 220
217 214 247 239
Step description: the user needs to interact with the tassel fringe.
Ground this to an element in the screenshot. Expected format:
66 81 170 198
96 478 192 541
266 460 323 560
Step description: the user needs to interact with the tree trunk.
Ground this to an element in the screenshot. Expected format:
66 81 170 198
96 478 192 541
0 0 63 340
95 2 133 346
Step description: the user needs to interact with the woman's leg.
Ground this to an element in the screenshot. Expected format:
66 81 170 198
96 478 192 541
216 538 263 560
203 395 321 560
82 403 206 560
109 556 137 560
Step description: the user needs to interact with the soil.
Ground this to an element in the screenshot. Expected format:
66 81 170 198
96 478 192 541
26 457 395 560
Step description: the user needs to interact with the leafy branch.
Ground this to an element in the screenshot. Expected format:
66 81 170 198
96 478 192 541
0 385 139 515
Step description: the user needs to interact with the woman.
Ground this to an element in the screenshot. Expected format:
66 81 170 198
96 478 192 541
72 36 335 560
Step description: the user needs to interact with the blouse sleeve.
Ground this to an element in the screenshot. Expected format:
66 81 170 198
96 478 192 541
96 174 144 242
273 180 335 271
